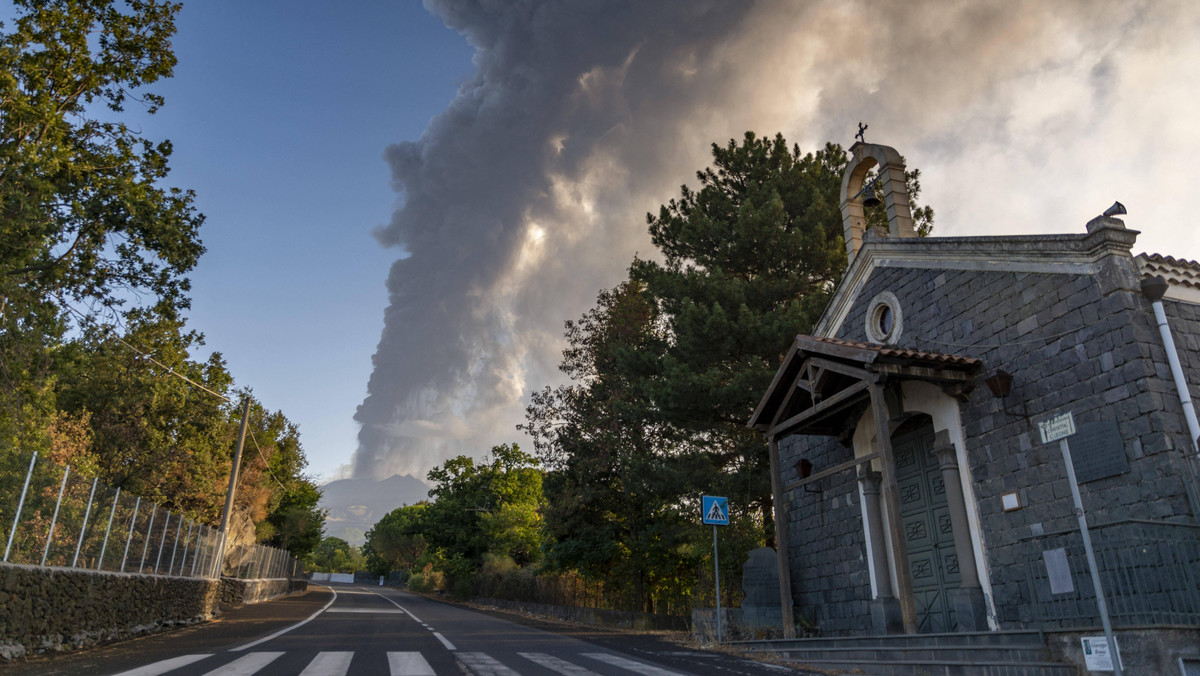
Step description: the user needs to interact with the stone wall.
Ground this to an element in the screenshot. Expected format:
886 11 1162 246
779 249 1198 635
1046 628 1200 676
779 434 871 635
0 562 219 659
0 563 307 660
220 577 306 606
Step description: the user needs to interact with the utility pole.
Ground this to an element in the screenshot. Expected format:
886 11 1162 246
218 397 252 577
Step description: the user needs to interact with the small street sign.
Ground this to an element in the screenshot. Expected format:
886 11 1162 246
702 496 729 526
1038 411 1076 445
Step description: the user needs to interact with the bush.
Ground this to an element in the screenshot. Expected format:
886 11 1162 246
449 574 476 600
406 563 444 593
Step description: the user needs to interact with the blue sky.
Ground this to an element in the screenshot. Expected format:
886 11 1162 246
129 2 473 481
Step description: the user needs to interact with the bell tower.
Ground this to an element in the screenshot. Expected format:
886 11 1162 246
839 140 916 265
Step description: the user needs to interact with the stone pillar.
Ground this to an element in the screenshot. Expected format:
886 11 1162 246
860 471 903 634
931 430 989 631
878 164 915 238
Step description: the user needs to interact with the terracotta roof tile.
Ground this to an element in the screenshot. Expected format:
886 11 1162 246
800 336 982 368
1137 253 1200 290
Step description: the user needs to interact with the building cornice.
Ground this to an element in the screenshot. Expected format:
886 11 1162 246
815 226 1140 338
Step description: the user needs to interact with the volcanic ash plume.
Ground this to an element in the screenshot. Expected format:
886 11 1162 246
353 0 1200 479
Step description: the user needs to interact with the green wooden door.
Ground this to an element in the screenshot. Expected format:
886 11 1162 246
893 421 960 633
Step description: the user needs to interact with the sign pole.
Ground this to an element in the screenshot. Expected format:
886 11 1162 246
1058 437 1121 676
701 495 729 643
713 523 722 643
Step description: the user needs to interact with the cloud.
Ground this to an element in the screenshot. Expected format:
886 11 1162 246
353 0 1200 479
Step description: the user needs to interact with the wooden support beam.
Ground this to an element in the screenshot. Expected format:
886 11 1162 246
783 452 879 493
767 437 795 638
871 383 918 634
771 380 869 438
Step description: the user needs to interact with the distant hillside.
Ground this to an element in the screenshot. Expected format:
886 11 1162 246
319 474 431 545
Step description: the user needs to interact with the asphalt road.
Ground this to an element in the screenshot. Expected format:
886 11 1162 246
9 584 813 676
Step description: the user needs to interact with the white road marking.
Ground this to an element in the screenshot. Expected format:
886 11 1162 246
583 653 686 676
373 591 454 651
323 608 406 614
388 651 436 675
518 652 600 675
375 592 420 622
109 654 212 676
202 651 283 675
457 652 520 675
433 632 456 650
232 586 338 651
298 651 353 676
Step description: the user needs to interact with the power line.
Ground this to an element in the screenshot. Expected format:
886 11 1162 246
248 428 289 492
61 303 290 492
60 302 232 403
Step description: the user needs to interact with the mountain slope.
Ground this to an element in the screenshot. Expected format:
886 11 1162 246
319 474 430 545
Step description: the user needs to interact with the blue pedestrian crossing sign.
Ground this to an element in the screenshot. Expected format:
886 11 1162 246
702 496 729 525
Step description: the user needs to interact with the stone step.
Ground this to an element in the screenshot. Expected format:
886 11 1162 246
767 644 1051 664
735 629 1048 651
732 631 1078 676
778 658 1079 676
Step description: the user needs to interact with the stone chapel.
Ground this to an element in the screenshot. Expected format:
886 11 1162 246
748 141 1200 670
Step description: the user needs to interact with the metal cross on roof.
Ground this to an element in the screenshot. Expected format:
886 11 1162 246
856 122 868 143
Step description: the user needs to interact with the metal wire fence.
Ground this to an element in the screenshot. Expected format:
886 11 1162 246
223 542 302 579
0 450 297 580
1017 519 1200 628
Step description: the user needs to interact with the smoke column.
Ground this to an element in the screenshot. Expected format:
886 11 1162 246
354 0 1200 479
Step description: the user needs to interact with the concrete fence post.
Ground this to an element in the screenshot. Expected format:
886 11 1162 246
42 464 71 567
97 487 121 570
190 524 202 577
154 510 171 573
4 452 38 563
139 504 157 573
168 516 182 575
72 477 99 568
121 497 140 572
179 521 194 576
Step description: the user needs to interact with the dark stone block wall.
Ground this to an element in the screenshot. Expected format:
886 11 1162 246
0 563 219 659
779 251 1199 634
0 563 307 660
779 433 871 634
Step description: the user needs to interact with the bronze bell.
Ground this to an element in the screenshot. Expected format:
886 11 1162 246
862 183 881 208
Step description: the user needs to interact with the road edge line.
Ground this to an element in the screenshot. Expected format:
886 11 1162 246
375 591 421 623
230 584 338 652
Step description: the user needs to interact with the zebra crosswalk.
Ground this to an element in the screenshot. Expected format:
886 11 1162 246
109 649 687 676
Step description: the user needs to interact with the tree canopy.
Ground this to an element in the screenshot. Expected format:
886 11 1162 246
0 0 321 558
0 0 202 318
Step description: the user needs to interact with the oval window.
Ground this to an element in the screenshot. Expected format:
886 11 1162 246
865 291 902 344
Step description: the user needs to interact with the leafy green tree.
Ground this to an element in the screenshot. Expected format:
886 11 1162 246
524 282 701 613
0 0 202 315
0 0 201 463
247 404 325 557
0 1 323 561
423 444 544 568
307 536 365 574
52 307 234 519
363 502 430 575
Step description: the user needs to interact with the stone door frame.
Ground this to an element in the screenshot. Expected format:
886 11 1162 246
852 381 997 632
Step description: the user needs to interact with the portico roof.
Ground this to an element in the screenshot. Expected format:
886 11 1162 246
748 335 982 439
